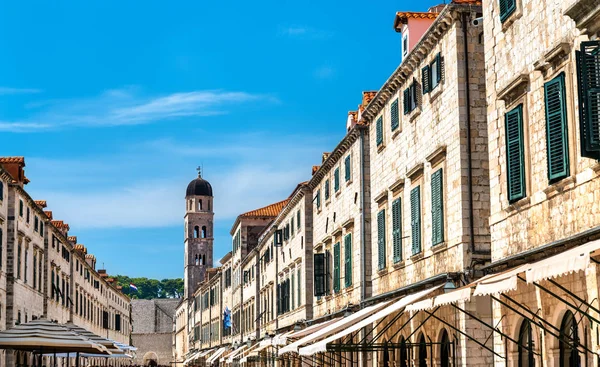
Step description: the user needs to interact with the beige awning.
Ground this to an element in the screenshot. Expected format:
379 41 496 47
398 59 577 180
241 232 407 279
272 331 293 346
278 300 392 355
206 347 227 364
298 285 442 356
473 265 529 296
526 239 600 283
224 345 247 363
183 351 202 366
285 317 343 342
405 298 434 312
434 286 472 307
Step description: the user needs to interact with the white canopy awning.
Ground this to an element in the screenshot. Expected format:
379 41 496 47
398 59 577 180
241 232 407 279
434 286 472 307
183 351 202 365
473 265 529 296
298 285 442 356
272 331 293 346
206 347 227 364
278 300 392 355
284 317 343 343
224 345 247 363
526 239 600 283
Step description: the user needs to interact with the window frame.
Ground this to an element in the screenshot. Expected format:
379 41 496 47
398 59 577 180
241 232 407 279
505 104 527 203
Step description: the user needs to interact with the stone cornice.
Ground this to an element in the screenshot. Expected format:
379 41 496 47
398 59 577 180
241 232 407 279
362 4 481 123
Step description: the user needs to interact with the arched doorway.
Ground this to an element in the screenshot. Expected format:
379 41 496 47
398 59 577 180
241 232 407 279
559 311 580 367
399 336 409 367
518 319 534 367
383 340 391 367
418 334 427 367
143 351 159 367
440 329 451 367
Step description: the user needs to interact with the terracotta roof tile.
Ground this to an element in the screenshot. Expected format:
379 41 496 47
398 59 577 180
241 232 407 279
67 236 77 243
240 199 290 218
74 244 87 253
51 220 70 230
348 111 358 120
312 165 321 175
362 91 378 106
44 211 53 220
0 157 25 164
394 11 439 29
85 254 96 260
34 200 47 208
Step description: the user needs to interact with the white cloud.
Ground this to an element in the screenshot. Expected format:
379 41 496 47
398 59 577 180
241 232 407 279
278 25 333 40
0 87 42 95
1 88 273 132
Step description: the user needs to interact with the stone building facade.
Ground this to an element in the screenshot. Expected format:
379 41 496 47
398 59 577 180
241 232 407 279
0 157 131 367
132 299 179 366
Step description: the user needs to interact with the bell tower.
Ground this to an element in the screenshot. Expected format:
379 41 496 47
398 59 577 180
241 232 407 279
184 167 214 300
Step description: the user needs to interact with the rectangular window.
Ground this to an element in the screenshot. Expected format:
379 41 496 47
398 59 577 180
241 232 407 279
411 186 422 255
19 200 23 217
26 208 30 223
314 253 326 297
297 268 301 307
324 180 330 200
344 155 351 182
0 228 3 269
0 182 3 201
34 217 38 232
576 41 600 159
391 99 400 131
291 217 295 237
377 209 386 270
403 82 418 114
430 53 442 90
315 190 321 209
334 168 340 192
344 233 352 288
499 0 517 22
297 210 301 230
291 273 295 308
333 242 340 293
544 73 569 181
431 169 445 246
392 198 402 263
376 116 384 146
505 105 526 202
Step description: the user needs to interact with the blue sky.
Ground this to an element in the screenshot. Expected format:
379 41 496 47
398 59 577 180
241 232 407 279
0 0 439 279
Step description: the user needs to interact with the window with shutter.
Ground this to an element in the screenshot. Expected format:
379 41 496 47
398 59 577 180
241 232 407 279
431 169 444 246
0 182 3 201
314 253 326 297
544 73 570 181
499 0 516 22
377 210 386 270
422 65 430 94
345 156 351 181
297 210 301 229
344 233 352 288
431 53 442 90
392 198 402 263
505 105 526 202
333 242 340 293
325 251 331 295
391 99 400 131
411 186 422 255
411 83 418 110
403 88 410 115
316 190 321 209
576 41 600 158
376 116 384 146
291 273 295 309
334 168 340 192
325 180 330 200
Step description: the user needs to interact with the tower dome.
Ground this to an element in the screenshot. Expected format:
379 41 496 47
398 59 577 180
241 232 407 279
186 169 213 197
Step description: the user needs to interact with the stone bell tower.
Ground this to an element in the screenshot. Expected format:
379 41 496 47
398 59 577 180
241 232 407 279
184 168 214 300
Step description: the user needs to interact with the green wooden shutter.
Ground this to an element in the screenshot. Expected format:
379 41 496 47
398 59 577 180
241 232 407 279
411 186 421 255
403 88 410 115
377 209 386 270
333 242 340 293
334 168 340 192
392 198 402 263
345 156 351 181
544 73 570 181
577 41 600 154
391 99 400 131
431 169 444 246
422 65 430 94
505 105 526 202
499 0 516 22
436 53 442 84
314 253 325 296
344 234 352 288
316 190 321 209
376 116 384 146
325 180 330 200
297 210 301 229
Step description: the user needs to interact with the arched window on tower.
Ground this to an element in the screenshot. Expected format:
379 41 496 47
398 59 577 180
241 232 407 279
194 226 200 239
198 200 203 211
202 254 206 265
202 226 207 238
195 255 199 266
189 200 192 211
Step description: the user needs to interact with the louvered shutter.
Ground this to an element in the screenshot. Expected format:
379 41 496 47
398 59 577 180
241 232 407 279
403 88 410 115
377 210 386 270
577 41 600 154
345 156 351 181
333 242 340 293
505 105 526 202
314 253 325 297
344 234 352 288
392 198 402 263
334 168 340 191
325 251 331 295
391 99 400 131
499 0 516 22
422 65 430 94
431 169 444 245
376 116 384 146
544 73 570 181
435 53 442 85
325 180 330 200
411 187 421 255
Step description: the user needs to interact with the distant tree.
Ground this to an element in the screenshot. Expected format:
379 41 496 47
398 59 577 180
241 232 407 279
111 275 183 300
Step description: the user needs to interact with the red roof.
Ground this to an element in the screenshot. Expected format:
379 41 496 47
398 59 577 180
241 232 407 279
240 199 290 218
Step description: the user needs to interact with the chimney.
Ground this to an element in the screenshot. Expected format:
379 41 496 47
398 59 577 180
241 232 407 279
85 254 96 270
322 153 331 163
312 166 321 176
347 111 358 131
393 6 441 60
51 220 70 237
0 157 29 187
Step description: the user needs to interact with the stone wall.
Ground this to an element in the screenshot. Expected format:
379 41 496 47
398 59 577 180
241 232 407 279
133 333 174 366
